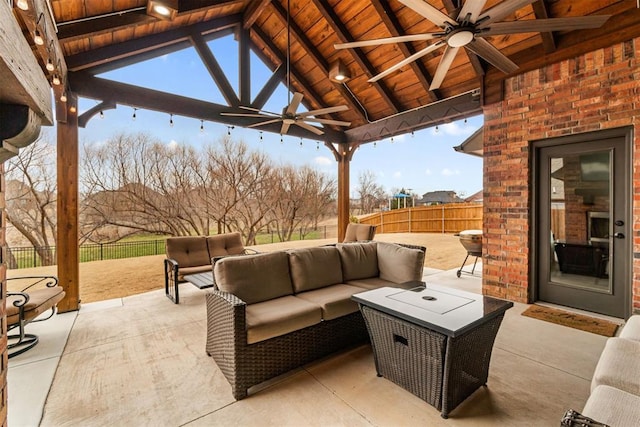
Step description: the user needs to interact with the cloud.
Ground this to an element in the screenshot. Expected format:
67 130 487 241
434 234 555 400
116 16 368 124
314 156 332 166
441 168 460 176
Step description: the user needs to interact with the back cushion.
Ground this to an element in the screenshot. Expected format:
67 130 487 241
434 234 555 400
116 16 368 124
337 242 379 281
166 236 210 267
377 242 425 284
288 246 343 293
344 223 375 242
214 252 293 304
207 232 245 257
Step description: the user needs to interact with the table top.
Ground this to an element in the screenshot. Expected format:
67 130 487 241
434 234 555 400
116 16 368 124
183 272 214 289
352 281 513 337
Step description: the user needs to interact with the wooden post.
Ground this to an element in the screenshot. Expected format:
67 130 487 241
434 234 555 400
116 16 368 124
56 94 80 312
336 142 355 242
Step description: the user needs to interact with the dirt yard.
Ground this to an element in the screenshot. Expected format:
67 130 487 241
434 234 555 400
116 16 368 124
7 233 471 304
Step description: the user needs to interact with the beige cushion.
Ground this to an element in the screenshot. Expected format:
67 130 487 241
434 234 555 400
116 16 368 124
206 232 245 257
246 295 322 344
343 223 376 242
288 247 343 293
591 337 640 395
6 287 65 326
337 242 378 281
347 277 415 291
166 236 210 268
620 315 640 342
214 252 293 304
177 265 212 281
583 385 640 426
295 284 363 320
377 242 425 284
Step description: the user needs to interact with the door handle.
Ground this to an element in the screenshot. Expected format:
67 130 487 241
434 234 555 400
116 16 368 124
613 232 625 239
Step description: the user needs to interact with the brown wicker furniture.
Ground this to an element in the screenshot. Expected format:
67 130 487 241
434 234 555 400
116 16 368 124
164 232 255 303
6 275 65 358
352 283 512 418
205 242 426 400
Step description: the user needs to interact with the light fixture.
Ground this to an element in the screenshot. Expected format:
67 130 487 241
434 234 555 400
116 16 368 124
329 59 351 83
200 120 204 132
132 108 137 121
316 141 319 151
146 0 178 20
69 105 77 113
16 0 29 11
52 74 61 85
299 138 303 147
46 58 55 72
259 131 263 142
280 134 283 144
60 91 67 103
169 113 174 127
227 125 234 136
100 110 104 119
33 13 44 45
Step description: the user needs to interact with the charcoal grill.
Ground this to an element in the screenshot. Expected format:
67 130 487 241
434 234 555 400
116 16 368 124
456 230 482 278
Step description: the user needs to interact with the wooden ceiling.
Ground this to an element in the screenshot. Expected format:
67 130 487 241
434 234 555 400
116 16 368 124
45 0 640 143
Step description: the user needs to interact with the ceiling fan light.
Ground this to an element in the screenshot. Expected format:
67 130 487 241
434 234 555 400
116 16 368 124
447 30 474 47
329 60 351 83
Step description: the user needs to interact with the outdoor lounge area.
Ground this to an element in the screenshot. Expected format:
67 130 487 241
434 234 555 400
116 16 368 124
9 263 620 426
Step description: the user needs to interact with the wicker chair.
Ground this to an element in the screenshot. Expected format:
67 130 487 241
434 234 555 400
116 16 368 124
6 275 65 358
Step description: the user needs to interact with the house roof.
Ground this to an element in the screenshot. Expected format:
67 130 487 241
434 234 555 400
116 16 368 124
418 190 463 204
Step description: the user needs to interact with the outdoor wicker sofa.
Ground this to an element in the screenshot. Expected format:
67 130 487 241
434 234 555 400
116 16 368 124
205 241 426 400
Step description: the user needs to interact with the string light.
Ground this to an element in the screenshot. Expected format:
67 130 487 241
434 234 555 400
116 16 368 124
435 125 439 133
299 138 303 147
227 125 234 136
46 58 55 72
16 0 29 11
316 141 319 151
99 110 104 119
69 105 77 113
33 13 44 45
374 141 377 148
52 74 61 85
200 120 205 132
464 118 467 124
60 92 67 103
259 131 263 142
411 130 415 138
280 134 283 144
390 136 394 143
169 114 174 127
132 108 137 121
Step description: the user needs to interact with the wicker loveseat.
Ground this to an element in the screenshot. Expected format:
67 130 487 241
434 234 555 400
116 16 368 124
205 241 426 400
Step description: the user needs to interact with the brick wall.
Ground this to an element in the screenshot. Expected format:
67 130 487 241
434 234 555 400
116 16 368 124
483 38 640 311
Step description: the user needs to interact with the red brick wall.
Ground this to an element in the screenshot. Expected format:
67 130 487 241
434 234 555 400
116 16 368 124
483 38 640 312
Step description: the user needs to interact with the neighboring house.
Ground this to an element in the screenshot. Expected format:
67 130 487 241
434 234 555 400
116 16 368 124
464 190 483 204
416 190 464 205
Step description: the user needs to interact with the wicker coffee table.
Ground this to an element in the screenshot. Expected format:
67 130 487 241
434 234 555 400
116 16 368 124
352 282 513 418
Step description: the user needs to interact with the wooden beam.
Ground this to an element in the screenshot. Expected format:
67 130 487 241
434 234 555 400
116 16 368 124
532 1 557 54
244 0 272 29
77 101 116 128
56 93 79 313
238 27 251 105
252 65 286 109
310 0 405 113
57 11 155 43
189 32 240 107
369 0 440 103
65 14 241 72
344 90 482 144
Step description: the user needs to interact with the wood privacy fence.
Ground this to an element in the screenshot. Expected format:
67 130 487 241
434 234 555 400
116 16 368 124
358 203 482 234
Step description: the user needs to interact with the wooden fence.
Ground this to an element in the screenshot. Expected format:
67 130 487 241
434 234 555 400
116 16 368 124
358 203 482 234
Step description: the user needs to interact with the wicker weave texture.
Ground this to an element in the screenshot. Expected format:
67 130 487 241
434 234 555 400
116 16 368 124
360 305 505 418
206 291 369 399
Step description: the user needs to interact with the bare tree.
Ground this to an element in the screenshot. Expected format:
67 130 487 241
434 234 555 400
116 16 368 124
5 131 57 265
356 170 387 214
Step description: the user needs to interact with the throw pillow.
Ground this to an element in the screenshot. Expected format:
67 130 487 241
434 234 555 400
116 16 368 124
377 242 425 284
337 242 378 281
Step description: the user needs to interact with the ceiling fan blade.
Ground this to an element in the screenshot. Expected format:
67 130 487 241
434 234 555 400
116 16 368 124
429 45 459 91
220 112 272 118
247 118 283 128
335 33 438 49
296 121 325 136
281 122 291 134
304 118 351 126
480 16 611 36
299 105 349 117
398 0 456 28
285 92 304 115
239 105 281 116
465 37 518 74
458 0 488 25
369 40 445 83
477 0 537 27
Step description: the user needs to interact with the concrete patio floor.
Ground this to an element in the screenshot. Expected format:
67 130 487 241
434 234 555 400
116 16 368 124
8 265 621 426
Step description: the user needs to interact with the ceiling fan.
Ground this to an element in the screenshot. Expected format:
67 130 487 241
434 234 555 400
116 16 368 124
334 0 610 91
221 0 350 136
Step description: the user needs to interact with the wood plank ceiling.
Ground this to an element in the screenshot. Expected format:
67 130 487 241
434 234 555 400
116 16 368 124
46 0 640 144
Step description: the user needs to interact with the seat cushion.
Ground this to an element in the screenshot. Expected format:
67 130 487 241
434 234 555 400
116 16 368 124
591 337 640 395
206 232 245 257
6 287 65 326
582 385 640 426
620 315 640 342
377 242 425 284
295 284 363 320
347 277 414 291
337 242 378 281
177 265 212 281
288 246 343 293
214 251 293 304
246 295 322 344
166 236 210 268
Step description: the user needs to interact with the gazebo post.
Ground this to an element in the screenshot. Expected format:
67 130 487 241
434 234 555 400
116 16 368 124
56 93 80 312
335 142 359 242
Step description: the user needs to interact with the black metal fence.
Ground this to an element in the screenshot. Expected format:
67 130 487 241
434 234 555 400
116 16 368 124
6 226 335 269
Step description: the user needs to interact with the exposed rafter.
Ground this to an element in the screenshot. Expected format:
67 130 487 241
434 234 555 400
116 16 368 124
243 0 272 29
532 0 557 53
57 11 155 43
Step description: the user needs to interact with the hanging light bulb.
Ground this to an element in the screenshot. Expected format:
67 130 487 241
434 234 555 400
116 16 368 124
69 105 77 113
316 141 319 151
390 136 394 143
299 138 303 147
435 125 439 133
99 110 104 119
200 120 205 133
374 141 377 148
259 131 263 142
52 74 61 85
227 126 234 136
46 58 55 72
411 130 415 138
33 29 44 45
16 0 29 10
60 91 67 103
169 114 174 127
280 134 283 144
464 118 467 124
132 108 137 121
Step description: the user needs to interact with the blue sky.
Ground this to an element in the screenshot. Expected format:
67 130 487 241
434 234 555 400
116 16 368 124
77 34 483 198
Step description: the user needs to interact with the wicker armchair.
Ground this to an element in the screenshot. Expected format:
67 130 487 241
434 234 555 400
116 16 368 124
6 275 65 358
